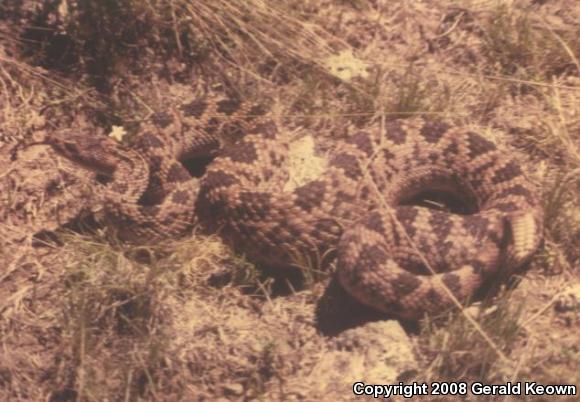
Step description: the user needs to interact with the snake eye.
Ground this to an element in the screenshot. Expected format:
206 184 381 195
63 142 77 155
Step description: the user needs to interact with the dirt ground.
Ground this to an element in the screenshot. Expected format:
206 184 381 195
0 1 579 401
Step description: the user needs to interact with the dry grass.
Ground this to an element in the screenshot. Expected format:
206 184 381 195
1 0 579 400
483 2 580 79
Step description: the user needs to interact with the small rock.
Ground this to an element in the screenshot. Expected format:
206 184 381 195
331 320 418 383
283 320 418 400
222 383 244 396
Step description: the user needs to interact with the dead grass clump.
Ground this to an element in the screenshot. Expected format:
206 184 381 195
420 293 525 383
43 232 241 400
0 53 67 141
482 2 580 80
180 0 343 71
0 51 104 144
24 0 348 93
48 1 203 83
50 234 168 400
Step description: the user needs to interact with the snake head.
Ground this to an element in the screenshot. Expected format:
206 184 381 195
41 129 120 176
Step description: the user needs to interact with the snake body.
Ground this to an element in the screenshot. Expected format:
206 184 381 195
196 110 543 319
44 97 543 320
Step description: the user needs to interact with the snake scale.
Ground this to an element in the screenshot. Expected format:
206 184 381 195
42 94 543 320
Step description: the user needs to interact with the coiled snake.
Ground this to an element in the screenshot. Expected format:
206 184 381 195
43 96 543 320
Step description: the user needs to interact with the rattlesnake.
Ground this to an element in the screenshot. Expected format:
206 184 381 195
42 97 543 320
